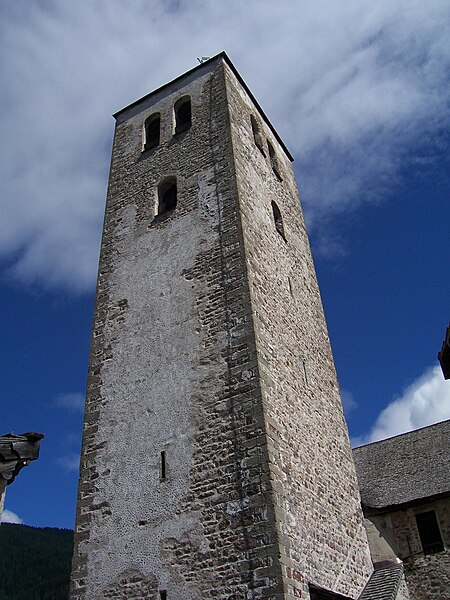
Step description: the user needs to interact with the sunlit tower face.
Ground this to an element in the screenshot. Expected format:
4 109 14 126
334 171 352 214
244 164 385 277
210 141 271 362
70 53 371 600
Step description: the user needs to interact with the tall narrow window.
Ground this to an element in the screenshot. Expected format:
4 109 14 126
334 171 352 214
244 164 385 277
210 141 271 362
267 140 282 180
160 451 166 480
288 277 294 297
300 357 308 385
271 201 286 241
157 178 177 216
416 511 444 554
144 113 160 150
174 96 191 134
250 115 265 155
159 591 167 600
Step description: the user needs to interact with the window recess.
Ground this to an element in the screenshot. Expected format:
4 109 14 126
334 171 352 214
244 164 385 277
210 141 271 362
174 96 192 134
144 113 160 150
250 115 265 155
267 140 282 181
271 201 286 241
157 177 177 216
160 450 167 480
415 510 444 554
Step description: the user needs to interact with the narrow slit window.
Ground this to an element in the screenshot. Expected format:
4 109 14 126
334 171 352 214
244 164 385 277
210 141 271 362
416 511 444 554
300 357 308 386
288 277 293 296
174 96 191 134
157 178 177 216
267 140 282 180
271 201 286 241
250 115 265 155
160 451 166 480
144 113 160 150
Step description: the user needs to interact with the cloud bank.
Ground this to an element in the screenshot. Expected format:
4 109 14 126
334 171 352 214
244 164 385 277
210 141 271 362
353 366 450 445
57 453 81 473
55 392 85 412
1 0 449 290
1 509 23 524
55 392 84 471
341 389 358 416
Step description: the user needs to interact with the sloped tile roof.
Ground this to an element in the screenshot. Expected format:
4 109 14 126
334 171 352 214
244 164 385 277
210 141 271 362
353 420 449 509
359 564 404 600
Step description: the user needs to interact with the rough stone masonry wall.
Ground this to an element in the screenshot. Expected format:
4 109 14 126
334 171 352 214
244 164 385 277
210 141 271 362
387 498 450 600
70 58 285 599
224 64 373 599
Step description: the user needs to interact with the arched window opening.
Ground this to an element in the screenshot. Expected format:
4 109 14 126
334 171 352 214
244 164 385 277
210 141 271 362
144 113 160 150
174 96 192 134
271 201 286 241
250 115 265 155
267 140 282 181
157 177 177 216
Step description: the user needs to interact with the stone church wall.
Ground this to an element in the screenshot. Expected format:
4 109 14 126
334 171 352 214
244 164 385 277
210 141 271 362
70 54 373 600
224 63 372 599
70 58 285 600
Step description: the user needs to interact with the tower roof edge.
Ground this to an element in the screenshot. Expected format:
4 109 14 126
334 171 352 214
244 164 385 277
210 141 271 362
113 51 294 162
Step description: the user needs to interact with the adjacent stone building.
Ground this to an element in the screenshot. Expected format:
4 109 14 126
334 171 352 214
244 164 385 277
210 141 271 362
70 53 448 599
353 420 450 600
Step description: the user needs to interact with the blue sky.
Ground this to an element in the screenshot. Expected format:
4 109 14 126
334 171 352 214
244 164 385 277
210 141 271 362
1 0 449 530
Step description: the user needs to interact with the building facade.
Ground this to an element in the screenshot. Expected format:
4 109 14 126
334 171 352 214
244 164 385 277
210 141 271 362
70 54 374 599
353 420 450 600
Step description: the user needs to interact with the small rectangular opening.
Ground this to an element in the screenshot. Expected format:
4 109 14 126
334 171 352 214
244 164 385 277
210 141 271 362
288 277 294 297
300 357 308 386
416 510 444 554
159 591 167 600
160 451 166 480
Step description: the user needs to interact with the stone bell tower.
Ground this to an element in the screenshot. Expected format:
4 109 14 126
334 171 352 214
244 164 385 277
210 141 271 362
70 53 372 600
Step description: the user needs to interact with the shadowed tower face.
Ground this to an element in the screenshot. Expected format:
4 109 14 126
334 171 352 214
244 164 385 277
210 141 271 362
70 54 372 600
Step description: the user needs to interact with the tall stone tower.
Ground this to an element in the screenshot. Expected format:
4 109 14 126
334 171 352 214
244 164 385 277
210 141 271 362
70 53 372 600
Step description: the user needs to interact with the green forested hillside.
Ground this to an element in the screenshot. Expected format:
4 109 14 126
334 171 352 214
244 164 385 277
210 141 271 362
0 523 73 600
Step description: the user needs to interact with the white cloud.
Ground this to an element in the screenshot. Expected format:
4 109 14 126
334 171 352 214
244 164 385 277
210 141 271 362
57 453 80 472
341 388 358 416
55 395 83 470
1 509 23 524
0 0 449 289
353 366 450 445
55 392 85 412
